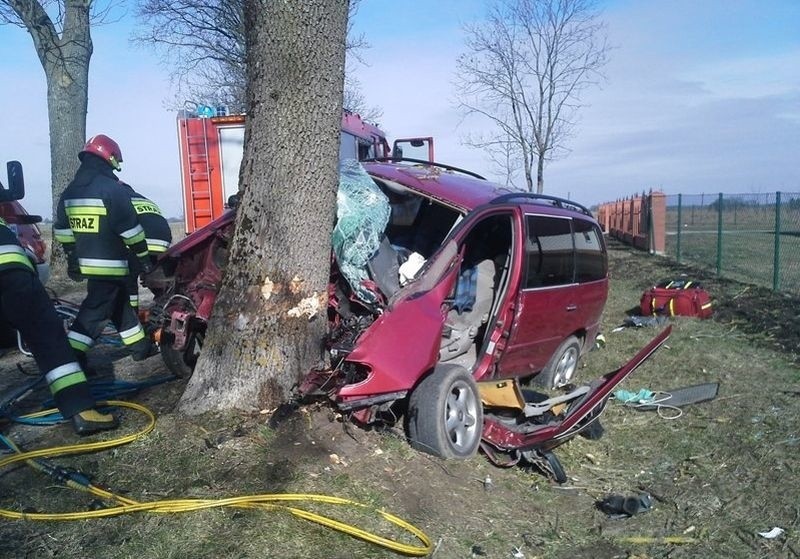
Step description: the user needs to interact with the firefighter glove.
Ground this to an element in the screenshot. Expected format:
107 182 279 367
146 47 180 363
139 257 154 275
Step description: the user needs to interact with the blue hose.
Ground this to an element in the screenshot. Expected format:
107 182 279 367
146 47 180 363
1 373 176 426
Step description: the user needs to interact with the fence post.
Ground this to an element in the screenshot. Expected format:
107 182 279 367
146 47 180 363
716 193 723 276
676 194 682 263
774 191 782 291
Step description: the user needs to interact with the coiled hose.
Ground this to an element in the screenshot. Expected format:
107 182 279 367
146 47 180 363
0 400 432 556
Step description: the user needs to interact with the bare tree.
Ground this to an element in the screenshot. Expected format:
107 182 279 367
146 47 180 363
344 73 383 122
455 0 608 193
136 0 375 116
0 0 112 272
134 0 246 111
178 0 347 413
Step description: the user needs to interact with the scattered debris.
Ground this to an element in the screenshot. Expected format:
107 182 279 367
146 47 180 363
328 453 348 466
618 536 697 545
593 332 606 349
597 492 653 519
613 315 669 332
758 527 785 539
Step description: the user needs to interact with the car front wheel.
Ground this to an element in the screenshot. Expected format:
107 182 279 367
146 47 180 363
536 335 581 389
160 329 204 379
407 364 483 459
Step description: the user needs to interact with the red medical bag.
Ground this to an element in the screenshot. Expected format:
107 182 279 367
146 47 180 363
640 279 713 319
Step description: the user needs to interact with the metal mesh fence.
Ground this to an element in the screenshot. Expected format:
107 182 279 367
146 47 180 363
665 192 800 294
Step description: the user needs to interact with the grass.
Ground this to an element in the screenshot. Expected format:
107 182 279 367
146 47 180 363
664 205 800 294
1 240 799 558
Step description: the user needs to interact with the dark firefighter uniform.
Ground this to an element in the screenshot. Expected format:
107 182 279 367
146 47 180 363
120 183 172 310
0 218 117 434
54 153 153 362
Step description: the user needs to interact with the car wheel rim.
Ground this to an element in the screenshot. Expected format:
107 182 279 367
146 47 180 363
553 346 578 387
444 380 479 452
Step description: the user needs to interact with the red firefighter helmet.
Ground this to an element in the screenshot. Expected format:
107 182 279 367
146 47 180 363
79 134 123 171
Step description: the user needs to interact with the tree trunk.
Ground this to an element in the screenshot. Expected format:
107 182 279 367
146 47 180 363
46 61 90 275
6 0 92 276
536 152 545 194
178 0 348 414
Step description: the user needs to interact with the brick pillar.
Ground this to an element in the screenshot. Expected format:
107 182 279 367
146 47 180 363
649 191 666 254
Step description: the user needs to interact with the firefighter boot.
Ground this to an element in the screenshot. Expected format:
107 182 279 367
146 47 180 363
71 409 119 436
130 338 158 362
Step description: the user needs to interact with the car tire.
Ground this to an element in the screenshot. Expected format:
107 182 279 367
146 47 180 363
407 364 483 459
535 335 581 389
522 449 568 484
160 330 203 379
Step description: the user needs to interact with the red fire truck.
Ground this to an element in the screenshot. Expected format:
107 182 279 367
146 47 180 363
176 109 434 233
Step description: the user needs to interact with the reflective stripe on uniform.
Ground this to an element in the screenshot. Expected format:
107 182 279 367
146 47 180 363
118 323 145 346
78 258 128 276
131 198 163 215
68 330 94 352
53 227 76 243
0 244 34 271
46 362 88 393
120 224 146 246
146 238 170 252
130 294 139 308
64 198 108 215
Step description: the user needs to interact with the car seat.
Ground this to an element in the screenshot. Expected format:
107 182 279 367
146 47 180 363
438 259 496 362
366 236 402 299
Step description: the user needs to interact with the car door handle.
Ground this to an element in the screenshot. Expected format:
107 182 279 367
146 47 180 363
566 304 578 312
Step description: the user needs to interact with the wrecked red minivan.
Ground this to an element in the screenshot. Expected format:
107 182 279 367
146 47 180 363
145 159 669 480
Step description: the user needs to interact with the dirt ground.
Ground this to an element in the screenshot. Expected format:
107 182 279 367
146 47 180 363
605 241 800 364
1 241 799 559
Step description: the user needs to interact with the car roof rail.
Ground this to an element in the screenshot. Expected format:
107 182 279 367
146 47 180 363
490 192 593 216
363 157 487 181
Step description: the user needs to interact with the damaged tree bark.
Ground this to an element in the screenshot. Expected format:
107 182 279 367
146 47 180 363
177 0 348 414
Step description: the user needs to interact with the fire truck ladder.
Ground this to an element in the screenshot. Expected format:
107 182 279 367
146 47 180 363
183 118 214 231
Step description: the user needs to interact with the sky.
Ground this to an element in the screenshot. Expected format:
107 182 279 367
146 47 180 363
0 0 798 218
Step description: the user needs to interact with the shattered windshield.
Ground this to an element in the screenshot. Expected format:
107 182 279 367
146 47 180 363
331 160 391 303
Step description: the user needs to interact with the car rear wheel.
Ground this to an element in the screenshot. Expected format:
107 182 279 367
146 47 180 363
535 335 581 389
407 364 483 459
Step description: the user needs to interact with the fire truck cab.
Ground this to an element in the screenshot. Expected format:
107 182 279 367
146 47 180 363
176 109 434 234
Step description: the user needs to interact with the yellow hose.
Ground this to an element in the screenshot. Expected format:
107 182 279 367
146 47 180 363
0 400 432 557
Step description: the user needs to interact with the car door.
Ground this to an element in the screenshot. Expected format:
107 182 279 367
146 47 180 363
571 217 608 342
495 214 577 378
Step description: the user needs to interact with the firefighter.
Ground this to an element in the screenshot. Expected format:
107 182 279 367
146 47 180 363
53 134 155 368
0 217 118 434
119 182 172 312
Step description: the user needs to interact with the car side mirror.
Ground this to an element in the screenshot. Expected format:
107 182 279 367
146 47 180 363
0 161 25 202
